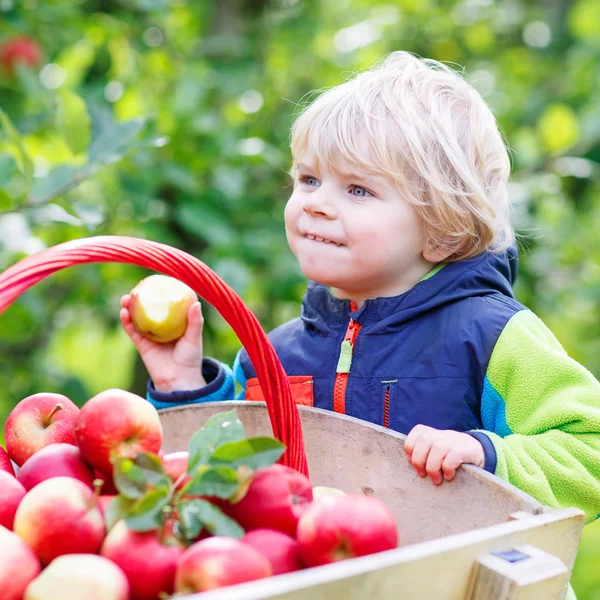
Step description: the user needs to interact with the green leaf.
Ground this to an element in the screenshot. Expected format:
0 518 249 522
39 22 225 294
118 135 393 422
104 495 135 530
112 452 170 500
0 153 17 182
15 63 47 99
178 498 244 540
30 165 75 204
0 188 13 211
113 458 148 499
174 200 236 247
125 487 170 532
187 409 245 472
0 110 33 182
182 465 239 499
88 117 145 165
57 90 91 156
209 437 285 470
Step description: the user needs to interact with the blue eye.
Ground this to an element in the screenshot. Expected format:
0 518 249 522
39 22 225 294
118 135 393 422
350 185 371 197
300 175 320 187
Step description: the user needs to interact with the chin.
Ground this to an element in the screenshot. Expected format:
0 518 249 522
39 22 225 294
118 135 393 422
299 266 347 289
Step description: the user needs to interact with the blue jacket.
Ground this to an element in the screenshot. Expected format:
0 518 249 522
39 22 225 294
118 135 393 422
149 250 523 472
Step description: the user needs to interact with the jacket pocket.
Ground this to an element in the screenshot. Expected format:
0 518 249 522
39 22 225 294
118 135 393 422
384 376 481 434
245 376 314 407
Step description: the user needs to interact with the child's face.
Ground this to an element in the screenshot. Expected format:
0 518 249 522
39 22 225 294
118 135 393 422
285 151 434 302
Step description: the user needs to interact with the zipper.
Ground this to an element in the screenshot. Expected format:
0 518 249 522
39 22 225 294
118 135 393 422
383 386 390 428
333 302 361 414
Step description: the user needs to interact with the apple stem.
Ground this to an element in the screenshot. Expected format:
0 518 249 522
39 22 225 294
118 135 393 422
158 512 170 545
44 403 63 427
88 479 103 511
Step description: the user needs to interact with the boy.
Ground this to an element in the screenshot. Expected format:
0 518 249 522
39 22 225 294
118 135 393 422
121 52 600 525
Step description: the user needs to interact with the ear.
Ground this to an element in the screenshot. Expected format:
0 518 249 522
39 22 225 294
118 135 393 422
422 240 455 263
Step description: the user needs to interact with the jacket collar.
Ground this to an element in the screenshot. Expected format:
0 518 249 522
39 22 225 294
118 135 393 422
300 247 518 332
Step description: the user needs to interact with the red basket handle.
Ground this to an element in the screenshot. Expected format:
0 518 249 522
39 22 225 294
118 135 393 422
0 235 308 476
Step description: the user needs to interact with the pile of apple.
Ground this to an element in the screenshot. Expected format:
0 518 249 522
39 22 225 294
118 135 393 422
1 389 398 600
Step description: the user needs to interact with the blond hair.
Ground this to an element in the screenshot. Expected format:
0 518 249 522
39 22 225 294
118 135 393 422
290 52 513 260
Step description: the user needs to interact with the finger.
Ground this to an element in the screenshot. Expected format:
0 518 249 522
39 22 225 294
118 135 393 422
409 436 433 478
121 294 131 309
180 302 204 349
404 424 430 459
120 308 147 348
441 448 466 482
120 307 133 332
425 443 451 486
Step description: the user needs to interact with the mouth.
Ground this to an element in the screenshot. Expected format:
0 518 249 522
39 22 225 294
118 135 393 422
303 234 345 247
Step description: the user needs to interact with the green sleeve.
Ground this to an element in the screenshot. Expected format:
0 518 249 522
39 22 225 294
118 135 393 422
476 309 600 524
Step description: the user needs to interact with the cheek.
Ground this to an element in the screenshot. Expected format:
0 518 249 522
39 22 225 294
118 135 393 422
284 196 301 227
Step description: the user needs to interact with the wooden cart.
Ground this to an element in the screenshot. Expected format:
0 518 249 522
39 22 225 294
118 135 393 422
160 402 584 600
0 236 584 600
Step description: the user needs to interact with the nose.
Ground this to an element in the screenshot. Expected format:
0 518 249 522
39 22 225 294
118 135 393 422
302 186 336 219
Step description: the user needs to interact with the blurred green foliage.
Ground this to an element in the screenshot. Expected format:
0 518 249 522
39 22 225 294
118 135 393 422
0 0 599 595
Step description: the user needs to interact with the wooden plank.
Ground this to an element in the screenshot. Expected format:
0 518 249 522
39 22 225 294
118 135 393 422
467 545 569 600
176 508 584 600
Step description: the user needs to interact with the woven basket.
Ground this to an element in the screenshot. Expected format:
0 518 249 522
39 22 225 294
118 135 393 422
0 235 308 475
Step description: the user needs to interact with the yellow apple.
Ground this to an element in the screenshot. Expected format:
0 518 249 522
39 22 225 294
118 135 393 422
129 275 197 343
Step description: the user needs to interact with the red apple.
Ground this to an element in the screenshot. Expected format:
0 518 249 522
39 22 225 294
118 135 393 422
74 388 163 475
0 444 15 476
0 525 41 600
4 393 79 466
243 529 302 575
226 464 312 536
0 36 42 74
101 521 184 600
0 472 26 530
24 554 129 600
175 537 272 593
296 494 398 567
95 468 119 495
17 443 95 491
13 476 105 565
162 451 190 489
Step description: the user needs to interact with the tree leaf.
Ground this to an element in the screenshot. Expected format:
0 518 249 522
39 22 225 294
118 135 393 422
125 487 170 532
57 89 91 156
132 452 168 476
113 457 148 499
178 498 244 540
112 452 170 500
132 452 171 488
174 200 236 247
0 188 13 211
182 465 239 499
0 153 17 182
0 110 33 182
104 495 135 530
187 409 245 472
88 116 145 165
209 437 285 470
30 165 75 204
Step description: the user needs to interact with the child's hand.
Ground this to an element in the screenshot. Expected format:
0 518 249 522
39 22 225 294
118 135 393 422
404 425 485 485
120 294 207 393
